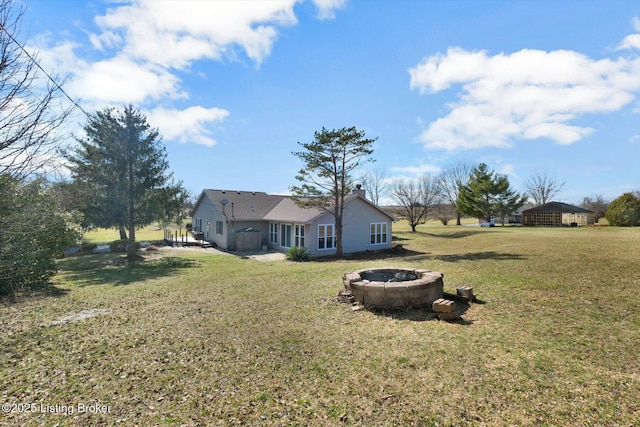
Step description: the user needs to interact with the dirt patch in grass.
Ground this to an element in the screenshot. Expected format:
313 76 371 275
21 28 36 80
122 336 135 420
50 308 109 325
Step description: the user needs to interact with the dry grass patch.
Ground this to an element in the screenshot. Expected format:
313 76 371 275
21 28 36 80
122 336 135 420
1 225 639 426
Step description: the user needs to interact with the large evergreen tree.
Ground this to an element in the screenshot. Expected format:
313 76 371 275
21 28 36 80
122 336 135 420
290 126 376 257
67 105 187 260
457 163 527 225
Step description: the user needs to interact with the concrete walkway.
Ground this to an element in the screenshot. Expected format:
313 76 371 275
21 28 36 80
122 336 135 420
160 245 286 262
237 251 286 262
65 242 286 262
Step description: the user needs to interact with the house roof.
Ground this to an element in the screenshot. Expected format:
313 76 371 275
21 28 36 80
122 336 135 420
523 201 594 214
262 197 323 223
194 189 396 223
195 189 285 221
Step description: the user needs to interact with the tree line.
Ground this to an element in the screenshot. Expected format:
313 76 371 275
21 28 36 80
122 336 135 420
362 165 639 229
379 162 528 231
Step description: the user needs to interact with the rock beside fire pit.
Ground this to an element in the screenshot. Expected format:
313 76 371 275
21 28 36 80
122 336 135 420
432 298 458 321
343 268 444 309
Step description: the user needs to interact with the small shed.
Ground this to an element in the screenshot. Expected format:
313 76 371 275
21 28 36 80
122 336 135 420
522 202 595 227
235 227 261 252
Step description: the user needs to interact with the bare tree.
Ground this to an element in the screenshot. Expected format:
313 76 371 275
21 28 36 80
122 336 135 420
359 168 388 206
526 172 565 206
581 195 609 223
438 161 473 225
432 203 456 225
0 0 73 179
389 175 442 232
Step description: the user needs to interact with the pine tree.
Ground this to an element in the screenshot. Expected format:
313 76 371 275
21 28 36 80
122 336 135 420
457 163 526 225
67 105 187 260
290 126 376 257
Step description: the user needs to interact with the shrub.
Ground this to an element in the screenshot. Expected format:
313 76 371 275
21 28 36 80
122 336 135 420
0 176 83 295
286 246 310 262
110 239 141 253
605 193 640 226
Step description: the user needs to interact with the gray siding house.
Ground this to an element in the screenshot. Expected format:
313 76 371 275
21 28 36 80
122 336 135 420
191 189 395 257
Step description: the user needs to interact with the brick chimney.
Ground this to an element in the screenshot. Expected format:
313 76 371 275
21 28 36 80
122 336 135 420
352 184 366 199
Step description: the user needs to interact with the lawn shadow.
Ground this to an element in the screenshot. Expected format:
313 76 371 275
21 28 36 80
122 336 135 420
368 293 476 324
316 246 431 262
415 229 485 239
405 251 526 263
1 285 70 305
57 253 200 287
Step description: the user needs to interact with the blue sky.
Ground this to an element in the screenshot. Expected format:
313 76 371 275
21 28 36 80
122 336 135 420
23 0 640 204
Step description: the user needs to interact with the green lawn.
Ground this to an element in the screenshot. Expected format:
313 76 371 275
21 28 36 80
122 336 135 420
1 223 639 426
82 224 167 244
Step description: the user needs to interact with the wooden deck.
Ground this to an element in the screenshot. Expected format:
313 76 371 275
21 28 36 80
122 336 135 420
164 229 214 248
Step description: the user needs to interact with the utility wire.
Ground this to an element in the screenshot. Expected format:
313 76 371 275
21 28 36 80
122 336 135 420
0 23 91 118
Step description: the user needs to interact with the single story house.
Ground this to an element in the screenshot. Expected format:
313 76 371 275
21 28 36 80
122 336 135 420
493 204 534 225
522 201 595 227
191 188 395 257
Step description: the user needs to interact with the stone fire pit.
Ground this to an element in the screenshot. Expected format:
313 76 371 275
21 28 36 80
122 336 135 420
343 268 444 309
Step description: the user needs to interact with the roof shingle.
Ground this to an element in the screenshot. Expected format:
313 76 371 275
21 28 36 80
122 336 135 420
522 201 593 214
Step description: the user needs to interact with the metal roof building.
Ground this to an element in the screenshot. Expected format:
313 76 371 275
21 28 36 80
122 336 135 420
522 202 595 227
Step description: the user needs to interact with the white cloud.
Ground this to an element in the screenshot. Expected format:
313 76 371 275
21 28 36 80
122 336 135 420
69 56 185 105
617 34 640 50
390 164 441 176
497 163 520 182
311 0 347 20
618 16 640 49
92 0 300 68
147 106 230 147
37 0 316 106
409 47 640 150
88 30 121 51
35 0 345 146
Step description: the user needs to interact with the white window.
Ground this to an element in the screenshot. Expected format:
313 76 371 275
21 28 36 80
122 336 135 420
280 224 292 248
294 224 305 247
318 224 336 250
269 223 278 244
370 222 388 245
216 221 224 235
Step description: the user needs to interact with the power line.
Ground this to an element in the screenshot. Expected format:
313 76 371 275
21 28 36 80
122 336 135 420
0 23 91 118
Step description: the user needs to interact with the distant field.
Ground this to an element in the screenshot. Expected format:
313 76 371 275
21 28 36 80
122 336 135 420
2 222 639 426
82 223 178 244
